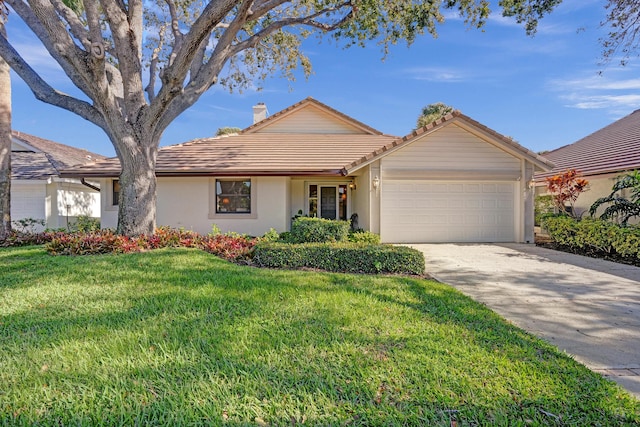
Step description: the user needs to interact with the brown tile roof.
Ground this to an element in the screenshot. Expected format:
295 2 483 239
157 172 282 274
12 131 106 180
345 111 554 173
61 133 398 178
61 100 552 179
536 109 640 179
241 97 385 135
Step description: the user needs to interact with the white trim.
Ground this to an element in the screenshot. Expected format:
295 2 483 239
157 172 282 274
105 179 119 212
304 181 351 220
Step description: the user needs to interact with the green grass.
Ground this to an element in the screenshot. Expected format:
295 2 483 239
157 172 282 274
0 246 638 426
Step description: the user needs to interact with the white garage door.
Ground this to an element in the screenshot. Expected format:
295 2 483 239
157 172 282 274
381 181 516 243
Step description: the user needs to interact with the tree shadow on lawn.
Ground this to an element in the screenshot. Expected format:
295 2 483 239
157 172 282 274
1 249 638 425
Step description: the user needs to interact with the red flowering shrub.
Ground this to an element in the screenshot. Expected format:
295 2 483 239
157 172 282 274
43 227 256 261
199 234 256 262
0 231 61 247
47 230 125 255
145 227 202 249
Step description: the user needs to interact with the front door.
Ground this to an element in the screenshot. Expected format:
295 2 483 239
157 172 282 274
308 184 348 220
320 187 337 220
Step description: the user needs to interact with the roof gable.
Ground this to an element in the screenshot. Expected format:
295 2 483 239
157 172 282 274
537 109 640 178
11 131 105 180
242 97 383 135
345 112 554 173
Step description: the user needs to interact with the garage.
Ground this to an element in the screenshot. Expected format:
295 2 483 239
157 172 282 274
380 180 517 243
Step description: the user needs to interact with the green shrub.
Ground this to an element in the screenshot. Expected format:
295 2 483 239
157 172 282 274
611 226 640 258
534 194 554 226
74 215 101 232
348 230 381 244
259 228 280 242
289 217 350 243
542 216 640 260
253 242 425 275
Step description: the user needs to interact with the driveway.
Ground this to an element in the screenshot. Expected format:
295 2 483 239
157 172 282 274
411 243 640 398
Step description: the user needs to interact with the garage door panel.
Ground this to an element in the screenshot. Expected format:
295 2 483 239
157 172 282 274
381 180 516 243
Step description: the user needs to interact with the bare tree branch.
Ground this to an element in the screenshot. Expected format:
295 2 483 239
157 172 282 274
145 0 239 129
0 31 106 130
6 0 96 97
50 0 91 50
165 0 183 43
146 23 167 102
231 3 353 55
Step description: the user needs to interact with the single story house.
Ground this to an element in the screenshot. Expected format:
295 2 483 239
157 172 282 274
62 98 553 243
11 131 104 231
535 109 640 218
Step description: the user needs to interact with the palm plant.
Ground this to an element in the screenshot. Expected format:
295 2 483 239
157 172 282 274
590 170 640 226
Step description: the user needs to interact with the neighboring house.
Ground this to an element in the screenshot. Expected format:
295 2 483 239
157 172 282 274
62 98 552 243
11 131 105 231
535 109 640 218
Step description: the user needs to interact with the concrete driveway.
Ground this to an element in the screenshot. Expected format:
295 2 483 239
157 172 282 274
411 243 640 398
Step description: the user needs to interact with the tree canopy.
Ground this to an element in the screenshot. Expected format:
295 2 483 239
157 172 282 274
416 102 454 129
216 126 242 136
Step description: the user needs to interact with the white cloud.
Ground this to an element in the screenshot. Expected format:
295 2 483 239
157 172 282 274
404 66 469 82
8 39 70 84
549 69 640 114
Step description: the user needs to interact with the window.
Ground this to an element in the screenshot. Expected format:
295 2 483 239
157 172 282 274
216 179 251 213
112 180 120 206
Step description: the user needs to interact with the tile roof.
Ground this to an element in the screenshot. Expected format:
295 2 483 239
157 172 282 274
62 111 553 179
536 109 640 179
61 133 398 178
11 131 106 180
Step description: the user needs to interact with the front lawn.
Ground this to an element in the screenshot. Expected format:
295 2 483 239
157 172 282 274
1 247 638 425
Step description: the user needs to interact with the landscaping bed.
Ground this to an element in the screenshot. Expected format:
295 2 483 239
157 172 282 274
537 216 640 267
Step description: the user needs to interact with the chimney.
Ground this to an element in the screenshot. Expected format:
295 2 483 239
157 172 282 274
252 102 268 124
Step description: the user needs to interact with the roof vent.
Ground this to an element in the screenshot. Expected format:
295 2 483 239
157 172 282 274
252 102 268 124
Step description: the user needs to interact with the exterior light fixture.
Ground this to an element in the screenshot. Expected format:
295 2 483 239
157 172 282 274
372 176 380 190
349 182 356 190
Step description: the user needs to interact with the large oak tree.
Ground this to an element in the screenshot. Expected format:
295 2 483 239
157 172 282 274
0 0 631 235
0 4 10 240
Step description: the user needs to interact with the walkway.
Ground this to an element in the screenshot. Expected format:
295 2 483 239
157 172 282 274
411 243 640 398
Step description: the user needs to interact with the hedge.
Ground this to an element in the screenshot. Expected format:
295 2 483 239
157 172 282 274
289 217 350 243
253 242 425 275
542 216 640 259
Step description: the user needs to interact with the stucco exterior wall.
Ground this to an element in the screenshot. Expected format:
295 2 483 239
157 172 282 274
351 167 371 232
104 176 290 236
48 181 100 229
11 181 47 230
100 178 118 230
575 174 618 219
11 179 99 231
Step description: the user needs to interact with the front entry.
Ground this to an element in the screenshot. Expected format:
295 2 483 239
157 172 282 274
309 184 348 220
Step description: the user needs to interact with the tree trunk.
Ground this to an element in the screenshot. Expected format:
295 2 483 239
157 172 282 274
0 22 11 240
115 132 158 236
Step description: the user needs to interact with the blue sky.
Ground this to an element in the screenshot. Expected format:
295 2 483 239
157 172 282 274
7 0 640 158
